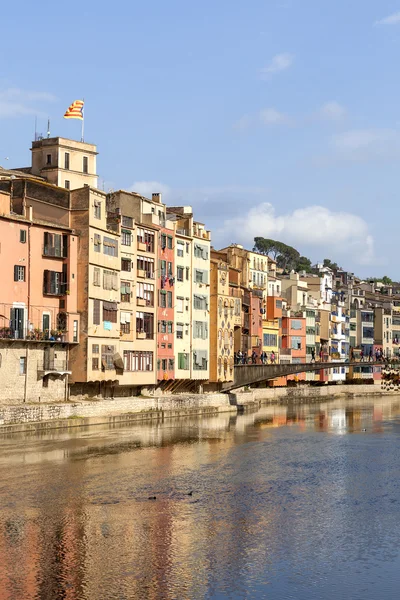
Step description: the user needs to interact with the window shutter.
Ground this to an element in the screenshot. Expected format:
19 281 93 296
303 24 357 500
14 265 18 281
43 270 49 293
63 234 68 257
93 299 100 325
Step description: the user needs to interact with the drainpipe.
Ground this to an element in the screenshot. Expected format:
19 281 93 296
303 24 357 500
24 209 32 403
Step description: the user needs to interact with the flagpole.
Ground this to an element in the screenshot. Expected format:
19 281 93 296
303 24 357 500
81 99 85 142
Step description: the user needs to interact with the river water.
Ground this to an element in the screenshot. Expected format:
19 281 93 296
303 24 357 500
1 398 400 600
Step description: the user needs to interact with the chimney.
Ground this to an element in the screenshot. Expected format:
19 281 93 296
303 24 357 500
152 192 162 204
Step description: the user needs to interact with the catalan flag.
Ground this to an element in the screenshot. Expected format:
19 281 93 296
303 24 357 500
64 100 84 120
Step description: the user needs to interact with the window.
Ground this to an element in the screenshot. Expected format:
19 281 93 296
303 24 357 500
291 336 302 350
276 300 283 309
159 320 167 334
161 359 167 371
263 333 277 347
167 291 172 308
93 267 101 286
124 351 153 372
136 282 154 306
73 320 78 343
93 299 101 325
168 343 172 349
176 323 184 339
103 237 118 257
122 215 133 228
92 358 99 370
92 344 99 354
121 281 131 302
94 233 101 252
159 291 167 308
176 297 184 312
44 232 68 257
121 258 131 271
167 321 173 334
178 353 189 370
94 201 101 219
363 327 374 339
137 228 155 252
20 230 26 243
193 350 208 371
101 345 115 370
194 321 208 339
161 234 167 249
194 244 208 259
161 260 167 276
186 243 190 253
14 265 25 282
167 236 173 249
64 153 70 169
177 266 184 281
194 295 208 310
83 156 88 174
168 262 173 276
103 301 117 323
19 357 26 375
195 269 208 284
121 230 132 246
136 312 154 338
120 311 131 334
43 270 65 295
291 320 302 330
177 241 184 257
65 180 70 190
186 267 190 281
46 154 52 165
103 269 118 291
137 255 154 277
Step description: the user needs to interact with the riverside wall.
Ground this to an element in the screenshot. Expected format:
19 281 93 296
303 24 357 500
0 383 396 433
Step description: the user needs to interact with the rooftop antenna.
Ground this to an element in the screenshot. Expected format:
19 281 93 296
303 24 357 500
47 118 50 138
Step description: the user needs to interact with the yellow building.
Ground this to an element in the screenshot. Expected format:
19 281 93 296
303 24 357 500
209 255 241 385
262 319 280 362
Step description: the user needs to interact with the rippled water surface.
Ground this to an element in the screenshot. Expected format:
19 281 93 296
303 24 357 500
1 398 400 599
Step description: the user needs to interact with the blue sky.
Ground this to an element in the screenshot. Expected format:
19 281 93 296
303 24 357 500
1 1 400 277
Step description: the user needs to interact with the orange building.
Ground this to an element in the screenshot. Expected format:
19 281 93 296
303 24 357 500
0 184 79 402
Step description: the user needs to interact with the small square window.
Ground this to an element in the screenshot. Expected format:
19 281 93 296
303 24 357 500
65 180 70 190
92 344 99 354
20 230 26 243
46 154 52 165
92 357 99 370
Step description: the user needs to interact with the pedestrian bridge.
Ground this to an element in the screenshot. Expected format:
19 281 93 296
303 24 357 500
221 361 384 392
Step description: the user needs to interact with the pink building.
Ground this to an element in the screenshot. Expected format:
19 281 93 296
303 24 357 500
0 185 79 403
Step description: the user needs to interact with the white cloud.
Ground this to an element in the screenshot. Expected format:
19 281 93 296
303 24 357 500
331 128 400 161
222 203 376 266
259 108 290 125
320 101 347 121
128 181 172 199
233 114 252 131
259 53 294 79
375 11 400 25
0 87 56 118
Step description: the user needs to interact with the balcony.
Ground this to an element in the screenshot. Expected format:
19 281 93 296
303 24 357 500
136 330 153 340
38 358 71 377
137 269 146 278
0 327 70 343
137 241 147 252
120 293 131 303
331 313 345 324
331 331 345 341
243 314 250 329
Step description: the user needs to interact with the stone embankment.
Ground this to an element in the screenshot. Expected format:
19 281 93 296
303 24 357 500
0 383 395 433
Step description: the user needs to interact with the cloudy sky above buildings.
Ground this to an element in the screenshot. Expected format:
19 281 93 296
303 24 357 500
1 1 400 277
